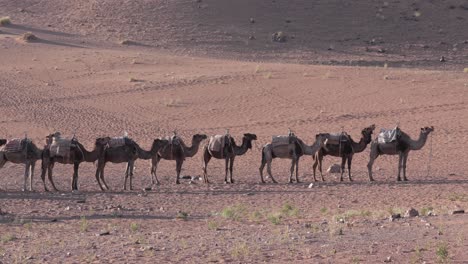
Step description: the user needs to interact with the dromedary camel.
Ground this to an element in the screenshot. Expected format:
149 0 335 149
313 124 376 182
41 133 110 191
202 133 257 184
150 133 207 185
95 138 169 191
367 126 434 181
0 138 42 191
259 133 330 183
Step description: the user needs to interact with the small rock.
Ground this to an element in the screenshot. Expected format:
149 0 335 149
249 35 255 40
404 208 419 218
439 56 446 62
76 200 86 204
450 209 465 215
98 231 110 236
389 214 401 222
384 256 392 262
308 183 314 188
249 18 255 23
66 252 71 257
144 187 152 191
271 31 287 43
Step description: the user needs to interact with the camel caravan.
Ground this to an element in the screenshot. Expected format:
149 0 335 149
0 125 434 192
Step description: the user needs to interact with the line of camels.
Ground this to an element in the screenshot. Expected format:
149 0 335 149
0 125 434 192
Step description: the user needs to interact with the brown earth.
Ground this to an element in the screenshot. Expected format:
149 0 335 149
0 1 468 263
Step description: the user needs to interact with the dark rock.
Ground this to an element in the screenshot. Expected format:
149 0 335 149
404 208 419 218
271 31 287 42
451 209 465 215
389 214 401 221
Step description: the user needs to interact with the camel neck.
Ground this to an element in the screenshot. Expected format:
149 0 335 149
303 140 321 155
351 136 368 153
185 139 202 157
410 132 429 150
234 137 249 155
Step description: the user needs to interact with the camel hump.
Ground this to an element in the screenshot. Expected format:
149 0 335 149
3 138 26 153
378 127 401 143
49 137 73 158
208 135 229 153
325 132 350 145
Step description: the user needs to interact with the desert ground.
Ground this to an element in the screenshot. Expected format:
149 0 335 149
0 1 468 263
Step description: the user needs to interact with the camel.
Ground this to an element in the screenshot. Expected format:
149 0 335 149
41 133 110 191
367 126 434 181
150 133 207 185
95 138 169 191
202 133 257 184
312 124 376 182
0 138 42 191
259 133 330 183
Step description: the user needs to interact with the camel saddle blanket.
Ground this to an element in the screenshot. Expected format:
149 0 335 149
2 139 27 153
49 138 74 158
208 135 231 153
325 132 349 145
378 127 401 144
108 137 127 148
164 135 183 146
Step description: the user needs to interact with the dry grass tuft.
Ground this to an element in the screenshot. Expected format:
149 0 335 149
0 16 11 26
21 32 37 42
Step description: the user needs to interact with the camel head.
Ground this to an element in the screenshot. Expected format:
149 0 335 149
192 134 208 143
243 133 257 149
362 124 376 144
421 126 434 134
0 139 6 146
316 133 330 147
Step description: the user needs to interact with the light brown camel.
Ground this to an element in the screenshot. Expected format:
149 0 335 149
259 133 330 183
367 126 434 181
96 138 169 191
202 133 257 184
312 124 376 182
150 133 207 185
41 133 110 191
0 138 42 191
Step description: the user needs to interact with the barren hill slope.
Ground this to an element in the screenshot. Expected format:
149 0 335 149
2 0 467 67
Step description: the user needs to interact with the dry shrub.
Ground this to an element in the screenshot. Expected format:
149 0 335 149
0 16 11 26
22 32 37 42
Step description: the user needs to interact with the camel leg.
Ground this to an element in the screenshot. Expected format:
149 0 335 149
402 151 409 181
267 159 277 183
259 153 266 184
124 163 130 190
95 161 105 191
288 159 295 183
347 155 353 181
175 159 182 184
224 158 229 184
23 161 30 192
340 156 346 182
48 162 59 191
40 159 49 192
29 161 36 191
100 166 110 190
129 161 134 190
202 149 211 184
318 155 325 182
312 157 319 182
367 144 378 181
397 152 403 181
72 162 79 191
150 156 161 185
295 158 300 183
229 157 235 184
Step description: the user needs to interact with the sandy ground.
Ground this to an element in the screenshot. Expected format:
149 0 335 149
1 1 468 263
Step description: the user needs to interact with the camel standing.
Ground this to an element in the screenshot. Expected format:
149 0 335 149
41 133 110 191
0 138 42 191
313 124 375 182
367 126 434 181
259 133 329 183
150 133 207 184
202 133 257 184
96 138 168 191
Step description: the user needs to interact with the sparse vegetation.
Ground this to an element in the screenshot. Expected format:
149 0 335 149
420 206 434 216
80 216 89 232
221 205 246 221
0 16 11 26
207 220 219 230
230 242 250 259
464 68 468 73
435 242 448 263
264 72 272 79
249 211 262 222
1 234 17 243
176 211 189 221
320 207 328 214
334 209 372 222
267 212 282 225
21 32 37 42
448 193 468 202
281 203 299 217
130 222 139 232
119 39 131 45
